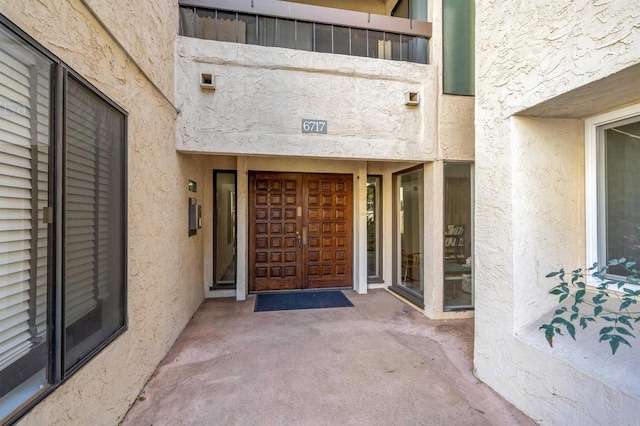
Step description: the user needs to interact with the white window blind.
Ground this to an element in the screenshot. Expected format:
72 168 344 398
65 91 99 326
0 48 48 371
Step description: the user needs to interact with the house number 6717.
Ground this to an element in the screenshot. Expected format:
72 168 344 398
301 119 327 134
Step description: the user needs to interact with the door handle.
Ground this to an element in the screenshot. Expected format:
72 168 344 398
296 231 302 248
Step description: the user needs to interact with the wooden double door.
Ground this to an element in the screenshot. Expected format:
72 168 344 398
249 172 353 292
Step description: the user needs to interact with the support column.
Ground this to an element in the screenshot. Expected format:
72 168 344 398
235 156 248 301
354 162 368 294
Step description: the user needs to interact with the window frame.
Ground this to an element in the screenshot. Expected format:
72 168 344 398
585 103 640 288
0 13 128 425
390 164 425 308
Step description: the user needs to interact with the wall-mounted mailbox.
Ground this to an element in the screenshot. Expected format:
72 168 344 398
188 197 197 236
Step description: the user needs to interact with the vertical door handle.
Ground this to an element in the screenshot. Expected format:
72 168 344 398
296 231 302 248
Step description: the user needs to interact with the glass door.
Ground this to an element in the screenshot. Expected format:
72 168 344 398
392 166 424 306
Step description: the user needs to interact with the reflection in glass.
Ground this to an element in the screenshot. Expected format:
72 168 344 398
395 168 424 300
214 172 237 289
64 77 126 372
602 120 640 276
443 163 473 310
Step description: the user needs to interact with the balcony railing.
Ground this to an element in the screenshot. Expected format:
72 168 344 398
179 0 430 64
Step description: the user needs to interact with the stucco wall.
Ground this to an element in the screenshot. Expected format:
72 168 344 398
2 1 205 425
176 37 437 161
82 0 177 102
475 1 640 423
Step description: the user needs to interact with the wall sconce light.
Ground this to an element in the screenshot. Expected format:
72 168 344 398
200 73 215 90
405 91 419 106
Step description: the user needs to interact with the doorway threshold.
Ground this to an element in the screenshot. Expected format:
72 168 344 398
385 288 424 314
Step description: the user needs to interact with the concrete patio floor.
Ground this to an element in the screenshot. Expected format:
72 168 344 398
122 290 533 426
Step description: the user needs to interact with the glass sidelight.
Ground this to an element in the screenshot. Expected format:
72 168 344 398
213 171 236 290
443 163 473 310
392 166 424 306
367 176 382 282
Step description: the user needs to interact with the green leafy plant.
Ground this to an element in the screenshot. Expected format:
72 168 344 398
540 258 640 354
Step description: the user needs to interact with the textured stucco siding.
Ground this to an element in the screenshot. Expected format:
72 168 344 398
83 0 178 102
475 1 640 424
176 38 437 161
2 1 205 425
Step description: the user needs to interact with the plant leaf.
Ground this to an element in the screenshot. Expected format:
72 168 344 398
615 327 635 338
620 299 636 310
559 293 569 303
575 289 586 304
618 316 634 329
600 326 614 335
566 322 576 340
594 305 603 317
610 337 620 355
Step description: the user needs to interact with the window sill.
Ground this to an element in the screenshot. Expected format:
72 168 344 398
516 305 640 400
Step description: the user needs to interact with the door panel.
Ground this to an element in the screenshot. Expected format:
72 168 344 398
304 174 353 288
249 172 303 291
249 172 353 291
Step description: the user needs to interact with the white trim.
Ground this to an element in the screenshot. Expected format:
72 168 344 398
584 103 640 285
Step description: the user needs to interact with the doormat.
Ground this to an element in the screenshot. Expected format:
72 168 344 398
254 290 354 312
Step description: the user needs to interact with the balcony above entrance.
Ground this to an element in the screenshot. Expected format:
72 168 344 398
179 0 431 64
176 1 437 161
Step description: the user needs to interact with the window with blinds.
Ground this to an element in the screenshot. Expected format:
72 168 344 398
0 16 127 424
0 26 51 418
64 77 125 372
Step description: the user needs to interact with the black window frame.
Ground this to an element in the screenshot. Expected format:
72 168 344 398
0 13 128 426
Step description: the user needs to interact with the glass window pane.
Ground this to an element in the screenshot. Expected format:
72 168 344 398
367 30 384 59
195 8 216 40
443 163 473 310
314 23 332 53
385 33 401 61
367 177 381 280
333 26 350 56
216 11 237 43
276 19 296 49
351 28 367 58
296 21 313 51
0 23 52 419
258 16 276 47
603 120 640 276
443 0 475 95
214 172 237 290
238 14 258 45
179 7 196 37
396 168 424 299
64 77 126 372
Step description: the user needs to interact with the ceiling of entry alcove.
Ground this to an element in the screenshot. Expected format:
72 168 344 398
280 0 401 16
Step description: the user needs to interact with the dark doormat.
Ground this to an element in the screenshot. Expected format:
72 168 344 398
254 290 354 312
